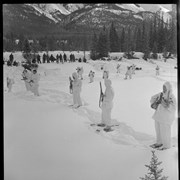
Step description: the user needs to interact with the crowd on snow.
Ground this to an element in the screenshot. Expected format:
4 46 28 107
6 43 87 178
4 52 177 150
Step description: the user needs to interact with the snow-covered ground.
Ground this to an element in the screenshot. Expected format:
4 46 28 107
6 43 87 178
4 51 178 180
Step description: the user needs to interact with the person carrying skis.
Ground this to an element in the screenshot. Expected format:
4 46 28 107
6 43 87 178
88 70 95 83
98 79 114 132
150 81 176 150
22 68 31 91
72 72 82 108
156 65 160 76
29 69 40 96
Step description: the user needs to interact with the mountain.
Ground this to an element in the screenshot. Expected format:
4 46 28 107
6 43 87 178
3 3 173 37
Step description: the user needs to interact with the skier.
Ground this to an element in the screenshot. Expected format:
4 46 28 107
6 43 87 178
116 64 121 74
7 77 15 92
156 65 160 76
131 64 136 74
150 81 176 150
124 66 132 80
69 76 73 94
22 69 31 91
98 79 114 132
72 72 82 108
29 69 40 96
88 70 95 83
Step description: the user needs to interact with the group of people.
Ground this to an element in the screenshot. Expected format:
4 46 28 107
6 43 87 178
5 55 176 150
69 67 176 149
21 68 40 96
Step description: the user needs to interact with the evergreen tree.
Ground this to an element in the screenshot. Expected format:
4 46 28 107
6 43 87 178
120 27 125 52
23 39 31 54
97 25 109 58
140 151 168 180
135 26 142 52
90 31 98 60
109 22 120 52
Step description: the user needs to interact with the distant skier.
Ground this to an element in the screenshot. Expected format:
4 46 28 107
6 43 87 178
63 53 67 62
156 65 160 76
7 77 15 92
116 64 121 74
124 66 132 80
69 76 73 94
42 53 46 63
37 54 41 64
150 81 176 150
72 72 82 108
88 70 95 83
22 69 31 91
98 79 114 132
29 69 40 96
131 64 136 74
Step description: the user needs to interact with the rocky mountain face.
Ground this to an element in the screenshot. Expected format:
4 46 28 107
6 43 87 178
3 3 173 36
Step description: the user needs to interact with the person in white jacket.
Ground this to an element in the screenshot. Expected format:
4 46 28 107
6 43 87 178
88 70 95 83
98 79 114 132
22 69 31 91
124 66 132 80
72 72 82 108
7 77 15 92
150 81 176 150
29 69 40 96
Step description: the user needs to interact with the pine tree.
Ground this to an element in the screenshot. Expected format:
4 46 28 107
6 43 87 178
120 27 125 52
90 31 98 60
97 25 109 58
109 22 120 52
140 151 168 180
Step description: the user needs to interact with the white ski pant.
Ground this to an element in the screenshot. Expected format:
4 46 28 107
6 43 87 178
155 121 171 148
30 83 39 96
73 90 82 106
101 105 112 126
25 81 31 91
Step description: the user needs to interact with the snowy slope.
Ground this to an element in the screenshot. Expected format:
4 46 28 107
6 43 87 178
4 51 178 180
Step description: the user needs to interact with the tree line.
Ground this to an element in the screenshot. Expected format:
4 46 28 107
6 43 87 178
90 13 177 59
3 12 177 60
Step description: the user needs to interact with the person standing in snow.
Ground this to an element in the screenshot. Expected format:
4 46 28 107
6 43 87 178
72 72 82 108
7 77 15 92
124 66 132 80
88 70 95 83
98 79 114 132
131 64 136 74
116 64 121 74
29 69 40 96
22 69 31 91
150 81 176 150
69 76 73 94
156 65 160 76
